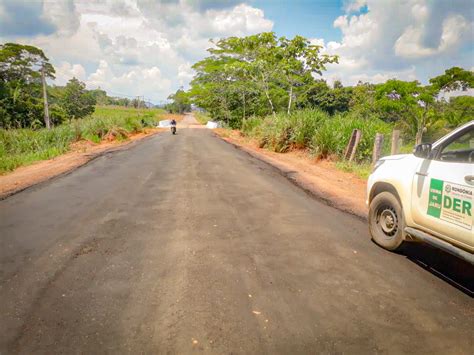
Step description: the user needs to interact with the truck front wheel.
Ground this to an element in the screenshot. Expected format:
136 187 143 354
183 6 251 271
369 191 406 251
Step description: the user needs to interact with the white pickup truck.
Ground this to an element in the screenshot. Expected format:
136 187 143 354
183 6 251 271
367 121 473 264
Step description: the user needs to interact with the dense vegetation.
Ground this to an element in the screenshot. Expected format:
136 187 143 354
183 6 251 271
171 32 473 163
0 106 162 174
165 89 191 114
0 43 148 129
0 43 165 174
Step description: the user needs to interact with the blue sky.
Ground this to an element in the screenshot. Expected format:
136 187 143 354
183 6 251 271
0 0 472 102
254 0 344 41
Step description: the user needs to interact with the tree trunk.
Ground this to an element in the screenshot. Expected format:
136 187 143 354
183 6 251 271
260 73 276 117
415 109 427 145
287 85 293 115
242 92 246 121
41 67 51 129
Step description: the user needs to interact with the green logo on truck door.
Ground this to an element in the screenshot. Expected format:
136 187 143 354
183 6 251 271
427 178 472 230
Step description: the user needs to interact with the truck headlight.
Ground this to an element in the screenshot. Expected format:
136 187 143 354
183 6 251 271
372 159 385 173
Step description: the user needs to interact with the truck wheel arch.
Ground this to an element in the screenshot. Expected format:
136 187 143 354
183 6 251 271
369 182 403 207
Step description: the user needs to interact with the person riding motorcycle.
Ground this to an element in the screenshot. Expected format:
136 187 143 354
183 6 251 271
170 119 177 134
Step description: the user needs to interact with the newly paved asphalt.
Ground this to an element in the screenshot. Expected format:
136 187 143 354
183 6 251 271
1 125 473 354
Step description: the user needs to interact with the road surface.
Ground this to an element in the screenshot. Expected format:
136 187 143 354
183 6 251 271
1 124 473 354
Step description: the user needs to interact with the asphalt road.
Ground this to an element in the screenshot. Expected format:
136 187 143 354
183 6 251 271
1 124 473 354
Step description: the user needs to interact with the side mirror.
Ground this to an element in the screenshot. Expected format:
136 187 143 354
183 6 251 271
413 143 432 159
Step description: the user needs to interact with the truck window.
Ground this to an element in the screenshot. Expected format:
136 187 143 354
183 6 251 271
437 128 474 164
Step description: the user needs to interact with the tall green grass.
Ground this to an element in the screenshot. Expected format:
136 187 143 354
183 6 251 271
241 109 393 161
243 109 328 153
0 106 164 174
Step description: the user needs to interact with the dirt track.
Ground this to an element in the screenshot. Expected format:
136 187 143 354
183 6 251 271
1 124 473 354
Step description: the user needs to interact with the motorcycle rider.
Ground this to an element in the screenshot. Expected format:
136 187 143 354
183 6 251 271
170 119 177 134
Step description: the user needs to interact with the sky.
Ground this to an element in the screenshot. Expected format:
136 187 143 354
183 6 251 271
0 0 473 103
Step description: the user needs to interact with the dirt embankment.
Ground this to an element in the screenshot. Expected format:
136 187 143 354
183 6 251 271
0 128 164 199
214 129 368 219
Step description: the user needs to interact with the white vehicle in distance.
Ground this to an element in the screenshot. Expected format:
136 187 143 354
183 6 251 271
367 120 473 264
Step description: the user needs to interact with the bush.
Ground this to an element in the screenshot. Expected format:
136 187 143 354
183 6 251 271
311 113 391 161
240 109 392 161
242 109 329 153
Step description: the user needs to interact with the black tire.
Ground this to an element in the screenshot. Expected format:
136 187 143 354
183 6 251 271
369 191 406 251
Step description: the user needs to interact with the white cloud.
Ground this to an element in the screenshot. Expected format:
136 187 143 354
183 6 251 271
55 62 86 85
177 62 194 87
87 59 172 100
395 14 471 58
42 0 80 36
0 0 273 102
344 0 367 12
320 0 473 86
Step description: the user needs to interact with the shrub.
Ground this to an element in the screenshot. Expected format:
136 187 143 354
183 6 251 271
242 109 330 153
311 113 391 161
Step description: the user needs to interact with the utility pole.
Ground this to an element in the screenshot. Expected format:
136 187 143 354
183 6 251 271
41 66 51 129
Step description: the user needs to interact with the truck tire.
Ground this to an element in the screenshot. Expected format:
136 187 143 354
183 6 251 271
369 191 406 251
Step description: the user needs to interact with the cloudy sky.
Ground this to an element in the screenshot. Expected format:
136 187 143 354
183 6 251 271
0 0 473 103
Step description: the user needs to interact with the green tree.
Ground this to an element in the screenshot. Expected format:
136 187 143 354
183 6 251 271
61 77 96 120
429 67 474 92
301 80 352 114
166 89 191 114
189 32 338 125
375 80 436 143
439 96 474 127
0 43 55 128
279 35 338 114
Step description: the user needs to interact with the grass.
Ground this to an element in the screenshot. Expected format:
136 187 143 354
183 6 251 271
335 160 373 179
194 111 211 125
238 109 413 179
0 106 165 174
242 109 392 160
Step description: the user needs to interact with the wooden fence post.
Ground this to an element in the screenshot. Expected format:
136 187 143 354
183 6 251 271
391 129 400 155
372 133 384 165
344 129 362 162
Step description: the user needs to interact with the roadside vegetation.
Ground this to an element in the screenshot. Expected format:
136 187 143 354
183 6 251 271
0 43 164 174
166 32 473 176
0 106 162 174
194 112 211 125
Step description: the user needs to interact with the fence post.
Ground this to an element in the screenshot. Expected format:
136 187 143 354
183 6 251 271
372 133 384 165
344 129 362 161
391 129 400 155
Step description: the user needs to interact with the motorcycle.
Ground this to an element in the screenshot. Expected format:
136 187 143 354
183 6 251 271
170 121 177 135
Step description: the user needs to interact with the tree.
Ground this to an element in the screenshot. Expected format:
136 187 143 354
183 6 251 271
375 80 436 143
279 36 338 114
61 78 96 120
439 96 474 127
166 89 191 114
429 67 474 92
349 81 376 116
189 32 338 125
88 88 110 105
0 43 55 82
0 43 55 128
298 80 352 114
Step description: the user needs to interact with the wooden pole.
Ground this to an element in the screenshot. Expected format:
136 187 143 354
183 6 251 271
344 129 362 161
372 133 384 165
349 129 362 162
391 129 400 155
41 67 51 129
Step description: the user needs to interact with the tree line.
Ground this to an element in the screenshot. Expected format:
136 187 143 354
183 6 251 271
168 32 473 143
0 43 146 129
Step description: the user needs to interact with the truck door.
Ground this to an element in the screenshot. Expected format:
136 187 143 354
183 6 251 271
411 126 473 250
